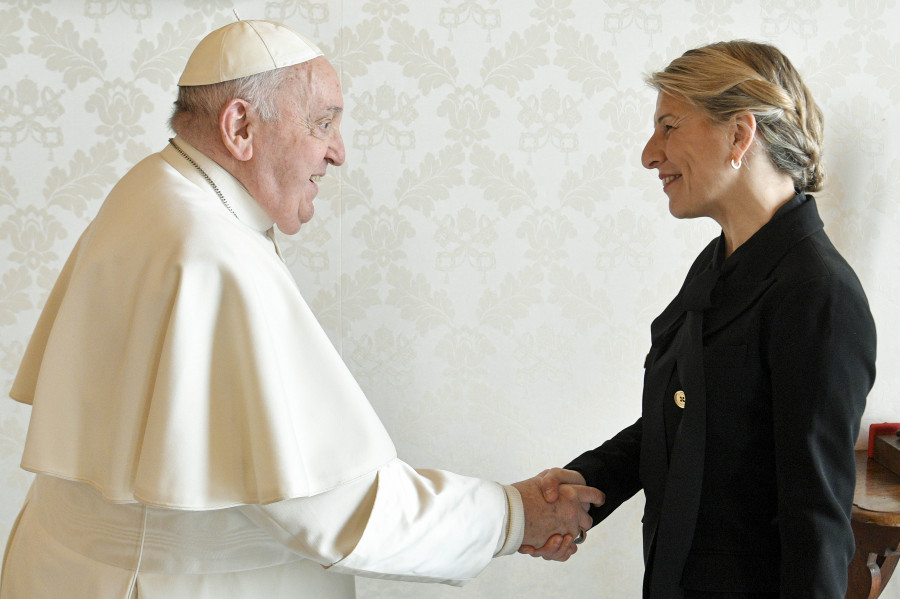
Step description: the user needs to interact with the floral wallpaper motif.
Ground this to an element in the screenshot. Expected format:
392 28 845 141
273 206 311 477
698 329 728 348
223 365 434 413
1 1 898 597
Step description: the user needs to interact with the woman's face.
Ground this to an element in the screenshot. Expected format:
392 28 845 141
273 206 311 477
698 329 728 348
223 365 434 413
641 92 735 221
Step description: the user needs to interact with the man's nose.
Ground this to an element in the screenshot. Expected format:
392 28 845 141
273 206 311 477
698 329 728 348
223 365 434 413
327 130 345 166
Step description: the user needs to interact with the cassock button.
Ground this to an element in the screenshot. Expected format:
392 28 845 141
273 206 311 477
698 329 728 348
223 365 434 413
674 390 686 409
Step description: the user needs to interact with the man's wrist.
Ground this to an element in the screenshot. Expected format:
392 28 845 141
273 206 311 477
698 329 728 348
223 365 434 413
496 484 525 556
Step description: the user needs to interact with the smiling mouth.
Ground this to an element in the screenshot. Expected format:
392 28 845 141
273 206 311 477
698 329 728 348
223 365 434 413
310 175 323 183
662 175 681 187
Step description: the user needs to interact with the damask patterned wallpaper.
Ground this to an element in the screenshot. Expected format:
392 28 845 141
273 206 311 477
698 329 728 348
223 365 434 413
1 1 898 597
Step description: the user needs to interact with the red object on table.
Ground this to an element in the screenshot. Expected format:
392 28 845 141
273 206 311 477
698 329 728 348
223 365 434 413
868 423 900 458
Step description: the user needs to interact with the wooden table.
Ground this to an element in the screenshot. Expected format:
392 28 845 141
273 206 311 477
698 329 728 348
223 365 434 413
847 451 900 599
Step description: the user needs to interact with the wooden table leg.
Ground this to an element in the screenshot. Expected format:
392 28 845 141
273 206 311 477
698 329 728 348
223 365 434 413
875 550 900 593
846 520 900 599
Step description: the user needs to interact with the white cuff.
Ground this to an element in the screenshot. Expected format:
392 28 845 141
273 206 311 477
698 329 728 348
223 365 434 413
496 484 524 556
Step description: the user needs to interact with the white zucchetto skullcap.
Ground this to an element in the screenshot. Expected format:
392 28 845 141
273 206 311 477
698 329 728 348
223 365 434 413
178 19 323 86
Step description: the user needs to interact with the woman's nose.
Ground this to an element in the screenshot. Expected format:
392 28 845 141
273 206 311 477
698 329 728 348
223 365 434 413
641 133 662 170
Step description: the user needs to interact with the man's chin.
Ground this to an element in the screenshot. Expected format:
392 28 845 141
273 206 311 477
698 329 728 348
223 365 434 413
276 217 305 236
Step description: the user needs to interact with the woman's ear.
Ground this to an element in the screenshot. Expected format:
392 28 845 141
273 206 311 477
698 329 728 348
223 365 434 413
219 99 254 162
731 111 757 165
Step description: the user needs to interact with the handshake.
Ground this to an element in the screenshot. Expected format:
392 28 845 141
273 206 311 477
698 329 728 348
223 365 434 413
511 468 605 561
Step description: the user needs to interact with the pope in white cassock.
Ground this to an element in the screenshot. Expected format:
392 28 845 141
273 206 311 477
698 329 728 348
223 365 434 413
0 18 603 599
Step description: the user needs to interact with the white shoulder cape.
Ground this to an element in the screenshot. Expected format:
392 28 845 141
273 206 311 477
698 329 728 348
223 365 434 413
10 140 396 509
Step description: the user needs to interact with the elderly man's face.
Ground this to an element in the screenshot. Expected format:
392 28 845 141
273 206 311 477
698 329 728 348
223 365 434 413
251 57 346 234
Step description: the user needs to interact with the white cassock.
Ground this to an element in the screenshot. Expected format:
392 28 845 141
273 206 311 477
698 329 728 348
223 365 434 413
1 138 524 599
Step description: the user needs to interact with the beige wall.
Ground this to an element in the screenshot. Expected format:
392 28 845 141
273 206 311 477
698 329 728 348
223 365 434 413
1 1 898 597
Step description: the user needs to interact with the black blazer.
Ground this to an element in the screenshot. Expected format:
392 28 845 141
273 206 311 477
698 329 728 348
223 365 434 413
568 195 876 598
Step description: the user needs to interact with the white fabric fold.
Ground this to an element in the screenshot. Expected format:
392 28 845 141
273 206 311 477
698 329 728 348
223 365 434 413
10 140 396 509
1 477 355 599
325 460 509 584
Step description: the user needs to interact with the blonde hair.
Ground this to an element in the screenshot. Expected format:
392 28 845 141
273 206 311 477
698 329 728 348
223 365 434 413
647 41 825 192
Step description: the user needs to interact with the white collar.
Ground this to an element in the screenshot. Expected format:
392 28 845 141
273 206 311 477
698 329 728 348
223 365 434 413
166 136 275 233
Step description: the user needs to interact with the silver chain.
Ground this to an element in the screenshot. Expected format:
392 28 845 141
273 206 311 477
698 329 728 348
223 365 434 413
168 138 237 219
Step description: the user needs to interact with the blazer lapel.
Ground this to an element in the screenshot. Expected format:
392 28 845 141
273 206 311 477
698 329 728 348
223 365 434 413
704 194 823 336
639 344 676 551
702 277 774 337
647 268 715 599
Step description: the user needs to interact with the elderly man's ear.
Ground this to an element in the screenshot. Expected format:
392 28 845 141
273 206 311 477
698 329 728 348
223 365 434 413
219 98 254 162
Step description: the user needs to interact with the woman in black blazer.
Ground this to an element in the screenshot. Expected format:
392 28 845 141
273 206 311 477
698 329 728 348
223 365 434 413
523 41 877 598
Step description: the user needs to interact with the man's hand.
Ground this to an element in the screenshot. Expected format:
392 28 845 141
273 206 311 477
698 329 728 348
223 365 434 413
511 468 604 562
517 468 604 561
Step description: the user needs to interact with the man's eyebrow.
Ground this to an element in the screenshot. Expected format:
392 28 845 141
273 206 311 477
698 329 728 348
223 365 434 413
325 106 343 115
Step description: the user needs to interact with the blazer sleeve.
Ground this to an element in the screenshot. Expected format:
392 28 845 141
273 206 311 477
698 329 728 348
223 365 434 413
566 418 644 526
767 265 876 598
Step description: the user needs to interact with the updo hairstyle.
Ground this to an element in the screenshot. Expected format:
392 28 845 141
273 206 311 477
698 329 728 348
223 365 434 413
647 41 825 192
